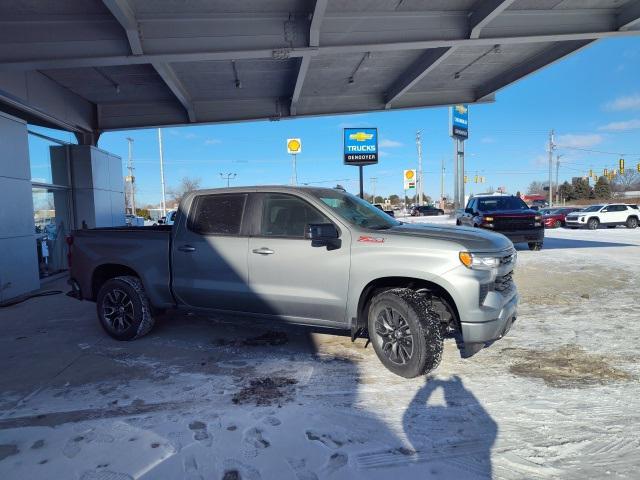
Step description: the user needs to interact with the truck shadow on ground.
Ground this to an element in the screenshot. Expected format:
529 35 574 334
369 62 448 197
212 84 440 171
0 290 499 479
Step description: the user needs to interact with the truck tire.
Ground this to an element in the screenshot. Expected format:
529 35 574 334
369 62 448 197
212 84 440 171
367 288 443 378
587 218 599 230
626 217 638 229
96 276 155 341
528 242 543 251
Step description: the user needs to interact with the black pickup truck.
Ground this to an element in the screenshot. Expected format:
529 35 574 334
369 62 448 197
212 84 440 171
456 195 544 250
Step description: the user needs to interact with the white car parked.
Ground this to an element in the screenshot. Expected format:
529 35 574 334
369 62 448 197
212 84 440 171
565 204 639 230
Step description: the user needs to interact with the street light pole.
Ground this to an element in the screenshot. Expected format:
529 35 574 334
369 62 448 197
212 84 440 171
548 129 555 207
416 131 423 205
220 173 237 188
555 153 564 205
158 128 167 216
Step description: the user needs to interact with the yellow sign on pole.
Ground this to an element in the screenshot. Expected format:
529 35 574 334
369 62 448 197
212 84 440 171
286 138 302 154
403 169 416 190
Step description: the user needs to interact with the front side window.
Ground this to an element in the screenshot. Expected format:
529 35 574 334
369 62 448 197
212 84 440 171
261 194 330 238
189 194 246 235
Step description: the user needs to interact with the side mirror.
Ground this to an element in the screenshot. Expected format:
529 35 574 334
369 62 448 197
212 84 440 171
307 223 341 250
464 208 474 214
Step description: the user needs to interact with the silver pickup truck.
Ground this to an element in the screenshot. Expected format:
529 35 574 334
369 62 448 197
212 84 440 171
69 186 518 378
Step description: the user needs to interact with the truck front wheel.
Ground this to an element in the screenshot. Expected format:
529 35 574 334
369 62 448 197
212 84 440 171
96 276 155 341
367 288 443 378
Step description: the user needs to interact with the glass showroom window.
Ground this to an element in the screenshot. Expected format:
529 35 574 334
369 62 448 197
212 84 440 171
28 128 75 278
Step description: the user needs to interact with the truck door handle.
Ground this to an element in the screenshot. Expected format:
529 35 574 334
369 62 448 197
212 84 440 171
178 245 196 253
252 247 275 255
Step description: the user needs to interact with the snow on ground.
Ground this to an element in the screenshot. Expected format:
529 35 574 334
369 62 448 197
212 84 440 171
1 222 639 479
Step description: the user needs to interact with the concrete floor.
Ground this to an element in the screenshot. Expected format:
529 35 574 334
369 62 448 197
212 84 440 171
1 226 639 479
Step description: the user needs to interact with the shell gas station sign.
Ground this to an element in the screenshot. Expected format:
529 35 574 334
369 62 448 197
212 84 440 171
403 169 416 190
286 138 302 154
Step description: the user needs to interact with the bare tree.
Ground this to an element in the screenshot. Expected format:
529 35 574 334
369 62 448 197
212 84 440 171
168 176 202 204
527 181 547 195
612 170 640 193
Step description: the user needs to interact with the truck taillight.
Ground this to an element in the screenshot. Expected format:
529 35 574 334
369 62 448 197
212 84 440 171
65 235 74 268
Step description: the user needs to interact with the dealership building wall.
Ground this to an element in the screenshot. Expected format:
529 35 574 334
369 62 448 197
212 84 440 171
0 110 124 303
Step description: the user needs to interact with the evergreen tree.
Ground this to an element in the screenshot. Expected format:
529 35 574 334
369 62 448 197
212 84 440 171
558 181 574 201
572 178 592 200
594 176 611 199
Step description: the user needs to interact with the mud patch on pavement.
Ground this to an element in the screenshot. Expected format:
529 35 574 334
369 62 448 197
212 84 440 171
232 376 298 406
506 344 632 388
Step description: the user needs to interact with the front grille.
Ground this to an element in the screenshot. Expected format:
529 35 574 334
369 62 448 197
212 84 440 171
495 272 514 293
493 216 535 231
480 271 515 306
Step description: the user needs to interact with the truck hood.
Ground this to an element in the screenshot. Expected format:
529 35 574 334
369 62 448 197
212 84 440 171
384 223 513 252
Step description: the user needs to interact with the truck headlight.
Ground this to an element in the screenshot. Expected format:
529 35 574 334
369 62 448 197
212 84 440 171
459 252 500 270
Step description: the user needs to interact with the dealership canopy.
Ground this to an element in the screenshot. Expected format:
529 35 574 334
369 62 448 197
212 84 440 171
1 0 639 137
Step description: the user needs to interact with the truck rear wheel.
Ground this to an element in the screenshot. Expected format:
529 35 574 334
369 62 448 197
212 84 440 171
367 288 443 378
96 276 155 341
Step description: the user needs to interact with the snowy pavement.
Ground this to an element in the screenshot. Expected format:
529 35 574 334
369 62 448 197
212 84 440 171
1 222 639 479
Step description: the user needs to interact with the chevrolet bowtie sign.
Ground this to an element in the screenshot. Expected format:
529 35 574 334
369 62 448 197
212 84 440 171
343 127 378 166
450 104 469 140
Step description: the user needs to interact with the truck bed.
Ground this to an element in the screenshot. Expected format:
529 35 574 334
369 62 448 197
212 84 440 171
71 226 174 308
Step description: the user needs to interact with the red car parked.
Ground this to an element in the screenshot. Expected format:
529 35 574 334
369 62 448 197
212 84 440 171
541 207 581 228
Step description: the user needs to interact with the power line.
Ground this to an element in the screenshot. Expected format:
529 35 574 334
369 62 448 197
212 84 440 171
557 145 640 156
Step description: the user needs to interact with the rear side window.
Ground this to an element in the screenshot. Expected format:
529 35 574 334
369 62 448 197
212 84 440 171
189 194 247 235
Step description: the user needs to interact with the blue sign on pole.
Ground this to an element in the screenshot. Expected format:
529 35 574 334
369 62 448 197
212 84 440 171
343 128 378 166
450 104 469 139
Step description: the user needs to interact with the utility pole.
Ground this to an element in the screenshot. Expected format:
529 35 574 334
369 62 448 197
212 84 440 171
158 129 167 216
440 158 445 209
416 131 423 205
370 177 377 202
220 172 237 188
555 157 560 205
548 129 555 207
126 137 136 215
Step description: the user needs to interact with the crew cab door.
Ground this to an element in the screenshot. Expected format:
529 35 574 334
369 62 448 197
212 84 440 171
171 193 251 310
246 193 351 324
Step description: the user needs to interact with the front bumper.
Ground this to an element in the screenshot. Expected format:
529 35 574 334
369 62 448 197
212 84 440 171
564 217 585 227
460 292 518 344
498 228 544 244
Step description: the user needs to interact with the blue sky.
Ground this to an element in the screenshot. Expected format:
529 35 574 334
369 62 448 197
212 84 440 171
90 37 639 205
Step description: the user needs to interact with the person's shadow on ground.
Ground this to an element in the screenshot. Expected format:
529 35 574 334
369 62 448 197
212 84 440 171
403 375 498 479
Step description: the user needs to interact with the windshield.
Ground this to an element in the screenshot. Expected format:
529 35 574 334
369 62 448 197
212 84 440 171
309 189 400 229
582 205 603 212
476 196 529 211
542 209 562 215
